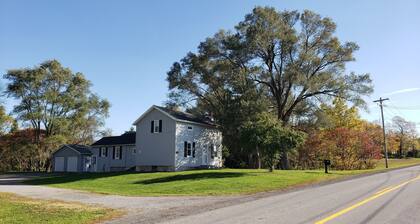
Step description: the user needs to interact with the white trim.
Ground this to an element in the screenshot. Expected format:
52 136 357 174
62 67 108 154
153 119 160 133
132 105 218 129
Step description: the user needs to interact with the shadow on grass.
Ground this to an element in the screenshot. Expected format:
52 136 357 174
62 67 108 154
136 172 248 185
25 172 133 185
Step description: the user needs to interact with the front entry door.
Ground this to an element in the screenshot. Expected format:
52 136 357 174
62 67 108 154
92 156 97 172
202 148 208 165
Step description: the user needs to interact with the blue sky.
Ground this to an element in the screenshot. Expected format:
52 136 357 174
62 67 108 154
1 0 419 135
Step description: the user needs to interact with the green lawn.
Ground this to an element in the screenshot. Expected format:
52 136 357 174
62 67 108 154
27 158 420 196
0 193 121 224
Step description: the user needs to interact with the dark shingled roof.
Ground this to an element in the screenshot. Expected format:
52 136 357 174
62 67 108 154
91 132 136 146
155 106 216 126
66 144 92 155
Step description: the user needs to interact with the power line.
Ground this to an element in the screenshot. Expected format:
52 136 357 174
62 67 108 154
388 101 410 118
386 105 420 110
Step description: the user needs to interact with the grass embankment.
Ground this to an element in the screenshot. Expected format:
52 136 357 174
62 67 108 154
0 193 121 224
27 158 420 197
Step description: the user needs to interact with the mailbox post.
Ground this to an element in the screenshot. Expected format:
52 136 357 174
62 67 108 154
323 160 331 174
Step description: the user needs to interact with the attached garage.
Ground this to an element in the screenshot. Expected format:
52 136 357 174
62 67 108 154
52 145 92 172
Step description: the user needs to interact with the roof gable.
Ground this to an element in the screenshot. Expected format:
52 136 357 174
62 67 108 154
53 144 92 155
133 105 217 128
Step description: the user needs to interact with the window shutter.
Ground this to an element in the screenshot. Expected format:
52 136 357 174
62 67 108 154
99 148 102 157
120 146 123 160
192 142 196 158
105 147 108 157
113 146 115 159
151 120 154 133
159 120 162 132
184 141 187 157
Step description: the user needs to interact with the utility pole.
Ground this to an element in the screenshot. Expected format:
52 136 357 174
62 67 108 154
374 97 390 168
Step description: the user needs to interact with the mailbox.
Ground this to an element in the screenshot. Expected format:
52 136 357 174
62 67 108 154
323 159 331 173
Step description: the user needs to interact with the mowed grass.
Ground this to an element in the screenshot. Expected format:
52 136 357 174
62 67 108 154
27 158 420 196
0 193 121 224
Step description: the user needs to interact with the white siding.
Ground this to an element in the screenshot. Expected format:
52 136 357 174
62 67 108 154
175 122 223 170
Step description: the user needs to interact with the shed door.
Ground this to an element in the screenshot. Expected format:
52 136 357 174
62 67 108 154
54 157 65 172
67 157 78 172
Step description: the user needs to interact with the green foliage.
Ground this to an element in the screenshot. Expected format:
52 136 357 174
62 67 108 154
167 6 373 125
166 7 372 169
1 60 110 171
241 113 306 171
4 59 110 144
0 105 14 134
316 98 363 129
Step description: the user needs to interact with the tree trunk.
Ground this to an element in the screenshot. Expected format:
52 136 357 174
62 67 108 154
280 151 290 170
256 146 261 169
268 163 274 172
248 154 253 169
399 140 403 158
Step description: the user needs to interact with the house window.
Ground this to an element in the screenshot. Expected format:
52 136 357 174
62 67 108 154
192 142 196 158
210 144 216 159
187 126 193 130
100 147 107 157
132 147 136 154
184 141 194 157
151 120 162 133
113 146 122 160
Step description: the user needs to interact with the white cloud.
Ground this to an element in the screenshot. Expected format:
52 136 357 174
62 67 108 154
384 88 420 96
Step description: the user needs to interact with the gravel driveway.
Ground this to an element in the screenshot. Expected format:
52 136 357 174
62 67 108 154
0 174 243 223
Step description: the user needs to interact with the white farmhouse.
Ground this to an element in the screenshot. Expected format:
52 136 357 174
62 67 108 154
133 105 223 172
52 105 223 172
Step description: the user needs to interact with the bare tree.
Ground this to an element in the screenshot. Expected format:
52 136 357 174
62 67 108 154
391 116 417 158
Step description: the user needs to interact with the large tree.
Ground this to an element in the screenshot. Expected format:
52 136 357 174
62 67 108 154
167 7 372 123
391 116 417 158
241 112 306 171
4 60 110 144
167 7 373 169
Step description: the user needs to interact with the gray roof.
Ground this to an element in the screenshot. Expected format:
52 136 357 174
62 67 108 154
155 106 216 126
66 144 92 155
91 132 136 146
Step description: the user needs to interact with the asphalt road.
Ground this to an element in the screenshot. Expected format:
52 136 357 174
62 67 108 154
164 165 420 224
